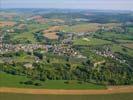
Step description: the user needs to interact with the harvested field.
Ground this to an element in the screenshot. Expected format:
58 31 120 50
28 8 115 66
63 23 100 33
28 15 46 24
122 43 133 49
50 19 65 23
0 86 133 95
63 23 120 33
44 32 59 39
43 26 62 39
0 12 17 20
103 23 121 30
0 21 16 27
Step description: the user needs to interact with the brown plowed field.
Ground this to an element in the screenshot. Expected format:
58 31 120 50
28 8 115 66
0 86 133 95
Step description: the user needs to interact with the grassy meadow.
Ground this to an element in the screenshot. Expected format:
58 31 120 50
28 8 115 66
111 44 133 56
0 93 133 100
0 72 106 90
73 37 112 46
63 23 100 33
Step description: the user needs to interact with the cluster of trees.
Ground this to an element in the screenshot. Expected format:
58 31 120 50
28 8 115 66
11 37 32 44
3 34 11 44
34 32 46 43
34 32 59 45
3 33 32 44
75 62 133 85
0 55 133 85
89 13 133 23
13 27 28 34
20 80 42 86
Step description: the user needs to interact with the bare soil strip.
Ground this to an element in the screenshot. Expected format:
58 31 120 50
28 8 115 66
0 86 133 95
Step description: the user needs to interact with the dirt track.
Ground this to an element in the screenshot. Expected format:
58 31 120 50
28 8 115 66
0 86 133 95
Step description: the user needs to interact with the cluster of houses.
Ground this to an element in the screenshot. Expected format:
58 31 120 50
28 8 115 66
50 44 78 56
0 32 78 57
94 49 115 58
0 43 47 54
46 44 87 58
93 49 126 63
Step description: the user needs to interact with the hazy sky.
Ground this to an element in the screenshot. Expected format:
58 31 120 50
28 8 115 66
1 0 133 10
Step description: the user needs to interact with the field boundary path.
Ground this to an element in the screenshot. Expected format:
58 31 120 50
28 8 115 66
0 86 133 95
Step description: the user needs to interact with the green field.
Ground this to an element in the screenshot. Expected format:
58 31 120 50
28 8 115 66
73 37 111 46
128 27 133 33
13 32 36 43
0 93 133 100
97 32 133 40
111 44 133 56
13 24 49 43
63 23 100 32
116 39 133 43
0 72 106 90
122 43 133 49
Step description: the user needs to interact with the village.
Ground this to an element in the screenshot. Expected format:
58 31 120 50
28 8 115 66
0 27 127 64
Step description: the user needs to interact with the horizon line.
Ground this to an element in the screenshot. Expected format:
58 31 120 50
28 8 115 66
1 8 133 12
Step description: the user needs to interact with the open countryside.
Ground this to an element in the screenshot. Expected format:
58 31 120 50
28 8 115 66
0 0 133 100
